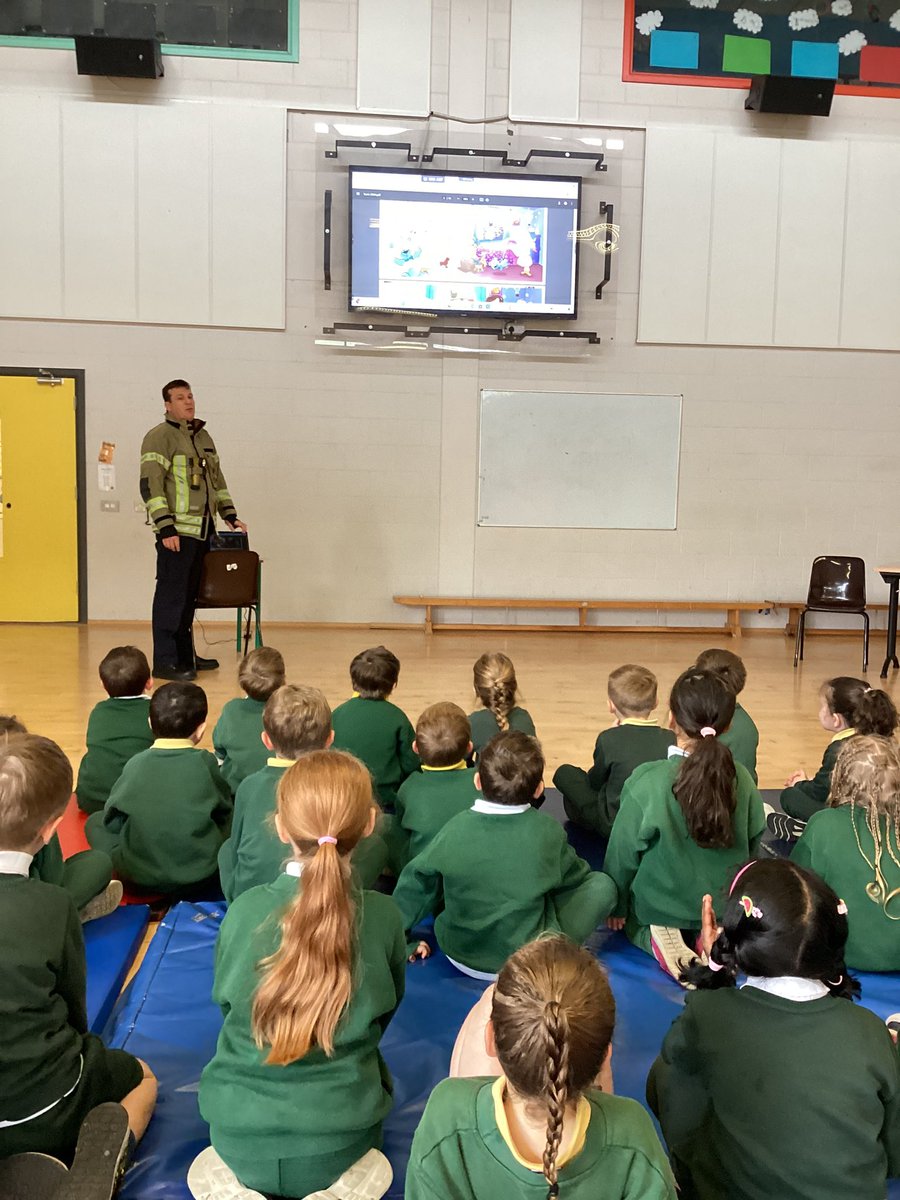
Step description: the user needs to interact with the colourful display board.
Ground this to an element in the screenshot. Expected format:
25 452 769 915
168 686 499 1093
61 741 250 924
625 1 900 97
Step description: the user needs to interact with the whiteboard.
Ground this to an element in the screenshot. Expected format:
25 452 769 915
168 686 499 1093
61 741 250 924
477 390 682 530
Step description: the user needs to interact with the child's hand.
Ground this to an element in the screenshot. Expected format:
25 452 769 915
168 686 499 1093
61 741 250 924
606 916 626 931
785 769 808 786
408 940 430 962
700 893 721 960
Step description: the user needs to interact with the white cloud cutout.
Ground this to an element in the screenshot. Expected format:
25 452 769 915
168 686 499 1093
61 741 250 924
839 27 867 53
635 8 664 35
688 0 719 7
788 7 820 29
831 0 853 14
734 8 764 32
890 8 900 31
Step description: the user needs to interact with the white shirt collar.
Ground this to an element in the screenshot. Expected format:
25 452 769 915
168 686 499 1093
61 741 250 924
471 798 531 815
667 745 688 759
284 861 304 877
116 693 151 700
0 850 33 877
742 975 830 1001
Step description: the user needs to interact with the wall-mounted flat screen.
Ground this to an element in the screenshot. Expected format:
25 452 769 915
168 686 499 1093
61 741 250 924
349 166 581 318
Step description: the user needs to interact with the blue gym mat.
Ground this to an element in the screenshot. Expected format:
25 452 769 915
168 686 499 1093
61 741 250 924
84 904 149 1033
103 897 899 1200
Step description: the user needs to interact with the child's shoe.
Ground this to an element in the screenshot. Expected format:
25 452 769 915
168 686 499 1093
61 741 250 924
0 1152 67 1200
187 1146 265 1200
57 1102 131 1200
764 804 806 842
304 1149 393 1200
79 880 124 924
650 925 699 989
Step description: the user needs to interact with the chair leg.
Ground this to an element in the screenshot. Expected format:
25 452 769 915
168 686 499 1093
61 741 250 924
862 612 869 674
794 611 805 668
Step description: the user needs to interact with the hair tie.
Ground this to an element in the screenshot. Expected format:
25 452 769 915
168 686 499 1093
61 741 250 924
317 835 337 846
837 899 848 915
707 956 726 972
700 726 716 738
827 974 843 987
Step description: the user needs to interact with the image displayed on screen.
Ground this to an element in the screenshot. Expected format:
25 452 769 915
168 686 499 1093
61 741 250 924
350 168 581 318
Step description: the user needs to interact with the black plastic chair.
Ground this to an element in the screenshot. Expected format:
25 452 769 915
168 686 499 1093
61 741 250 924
793 556 869 672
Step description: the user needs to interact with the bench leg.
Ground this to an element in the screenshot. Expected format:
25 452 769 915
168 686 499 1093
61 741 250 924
727 609 741 638
785 605 801 637
424 604 433 635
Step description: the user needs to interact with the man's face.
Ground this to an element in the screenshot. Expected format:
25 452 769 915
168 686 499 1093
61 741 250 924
165 386 195 422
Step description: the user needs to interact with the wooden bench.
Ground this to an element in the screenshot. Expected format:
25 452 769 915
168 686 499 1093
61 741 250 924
394 596 780 637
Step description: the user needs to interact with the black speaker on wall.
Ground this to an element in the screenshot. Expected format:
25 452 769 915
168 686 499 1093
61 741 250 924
74 35 164 78
745 75 834 115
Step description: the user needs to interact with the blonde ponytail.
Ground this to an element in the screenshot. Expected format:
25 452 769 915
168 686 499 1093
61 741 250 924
473 652 518 732
251 750 374 1064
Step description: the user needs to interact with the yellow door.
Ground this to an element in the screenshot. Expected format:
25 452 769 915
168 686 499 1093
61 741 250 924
0 375 79 621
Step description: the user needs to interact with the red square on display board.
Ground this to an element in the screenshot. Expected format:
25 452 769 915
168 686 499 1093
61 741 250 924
859 45 900 85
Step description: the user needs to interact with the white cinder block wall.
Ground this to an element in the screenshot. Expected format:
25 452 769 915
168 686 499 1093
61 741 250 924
0 0 898 625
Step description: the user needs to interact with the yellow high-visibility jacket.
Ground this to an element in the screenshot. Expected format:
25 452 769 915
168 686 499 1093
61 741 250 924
139 417 237 541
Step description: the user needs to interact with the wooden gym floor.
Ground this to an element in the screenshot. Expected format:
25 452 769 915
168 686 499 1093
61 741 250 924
0 621 891 790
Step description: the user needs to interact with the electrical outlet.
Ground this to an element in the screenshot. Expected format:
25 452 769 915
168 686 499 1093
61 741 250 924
100 499 120 513
132 501 145 514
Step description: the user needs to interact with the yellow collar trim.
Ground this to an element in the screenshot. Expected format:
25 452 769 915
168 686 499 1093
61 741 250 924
151 738 196 750
620 717 659 727
421 761 466 772
267 756 296 768
490 1076 590 1172
831 728 856 744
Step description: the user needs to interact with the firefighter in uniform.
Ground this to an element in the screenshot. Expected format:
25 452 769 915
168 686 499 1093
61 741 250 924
140 379 247 680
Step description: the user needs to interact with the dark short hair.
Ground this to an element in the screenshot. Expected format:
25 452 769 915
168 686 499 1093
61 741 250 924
0 735 72 850
349 646 400 699
695 648 747 696
150 682 207 738
99 646 151 698
162 379 191 404
239 647 286 702
0 715 27 741
415 702 471 767
478 730 544 806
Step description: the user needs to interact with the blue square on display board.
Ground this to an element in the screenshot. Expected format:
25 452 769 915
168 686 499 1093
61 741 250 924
649 29 700 71
791 40 839 79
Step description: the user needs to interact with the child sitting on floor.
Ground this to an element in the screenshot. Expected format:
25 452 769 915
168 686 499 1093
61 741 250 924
694 647 759 782
86 682 232 894
212 646 285 794
2 715 121 922
553 664 674 837
770 677 898 841
0 734 157 1170
331 645 419 809
192 751 407 1200
648 859 900 1199
218 684 388 898
75 645 154 815
392 730 616 978
603 668 765 983
468 652 535 758
793 734 900 972
389 701 476 871
407 936 677 1200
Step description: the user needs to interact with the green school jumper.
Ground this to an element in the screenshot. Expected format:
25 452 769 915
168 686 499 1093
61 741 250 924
792 807 900 972
212 696 269 794
0 873 142 1160
553 720 675 838
647 986 900 1200
392 806 617 974
85 739 232 891
199 873 407 1195
75 696 153 814
468 707 535 757
406 1076 677 1200
331 696 419 808
720 701 759 783
218 759 388 901
30 834 112 911
780 729 855 823
604 755 765 952
389 763 477 871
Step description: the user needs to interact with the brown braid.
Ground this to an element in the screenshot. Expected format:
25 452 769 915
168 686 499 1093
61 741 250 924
473 652 518 733
542 1000 569 1199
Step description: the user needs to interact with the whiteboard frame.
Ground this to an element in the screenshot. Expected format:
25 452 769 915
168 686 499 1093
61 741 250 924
476 389 683 531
